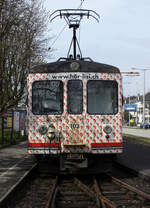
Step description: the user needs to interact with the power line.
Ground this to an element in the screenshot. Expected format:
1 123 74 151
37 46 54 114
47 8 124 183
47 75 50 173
49 1 86 50
48 0 84 50
78 0 85 9
48 24 68 50
78 0 85 44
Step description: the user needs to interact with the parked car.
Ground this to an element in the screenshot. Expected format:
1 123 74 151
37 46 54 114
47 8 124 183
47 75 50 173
140 123 150 129
137 122 141 127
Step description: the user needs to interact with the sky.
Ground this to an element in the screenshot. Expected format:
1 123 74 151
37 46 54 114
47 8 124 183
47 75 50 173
43 0 150 97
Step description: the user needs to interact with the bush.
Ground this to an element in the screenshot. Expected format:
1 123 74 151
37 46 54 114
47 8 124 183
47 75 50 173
0 130 27 147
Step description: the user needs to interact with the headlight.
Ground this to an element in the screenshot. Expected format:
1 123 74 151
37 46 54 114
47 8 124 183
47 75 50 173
103 125 112 134
39 125 48 135
47 124 55 139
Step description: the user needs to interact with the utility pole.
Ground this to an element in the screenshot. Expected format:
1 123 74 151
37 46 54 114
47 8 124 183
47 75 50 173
123 82 131 126
122 72 139 126
132 68 150 124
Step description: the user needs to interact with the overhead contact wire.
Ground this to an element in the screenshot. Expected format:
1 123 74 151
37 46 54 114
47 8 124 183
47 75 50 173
49 24 67 50
78 0 85 44
49 0 85 50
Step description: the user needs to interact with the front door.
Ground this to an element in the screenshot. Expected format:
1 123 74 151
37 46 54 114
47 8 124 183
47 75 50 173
61 80 86 152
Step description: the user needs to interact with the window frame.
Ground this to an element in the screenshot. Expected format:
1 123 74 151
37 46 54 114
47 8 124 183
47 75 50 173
67 79 83 115
87 80 118 115
32 80 64 115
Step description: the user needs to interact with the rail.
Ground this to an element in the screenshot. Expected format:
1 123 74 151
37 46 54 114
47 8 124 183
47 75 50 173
45 174 150 208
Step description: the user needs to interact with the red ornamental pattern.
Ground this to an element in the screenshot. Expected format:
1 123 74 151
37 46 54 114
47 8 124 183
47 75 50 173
27 72 123 154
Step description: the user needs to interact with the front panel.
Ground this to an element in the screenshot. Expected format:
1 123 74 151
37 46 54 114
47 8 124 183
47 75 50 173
27 72 123 154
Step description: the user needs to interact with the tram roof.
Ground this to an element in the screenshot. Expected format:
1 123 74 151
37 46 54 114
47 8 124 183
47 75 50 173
29 60 120 74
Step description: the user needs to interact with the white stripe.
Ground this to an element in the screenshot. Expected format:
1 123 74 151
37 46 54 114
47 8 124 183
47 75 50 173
0 155 28 177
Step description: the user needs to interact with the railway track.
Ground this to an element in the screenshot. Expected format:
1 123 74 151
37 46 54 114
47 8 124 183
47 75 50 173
45 176 99 208
46 174 150 208
96 174 150 208
3 158 149 208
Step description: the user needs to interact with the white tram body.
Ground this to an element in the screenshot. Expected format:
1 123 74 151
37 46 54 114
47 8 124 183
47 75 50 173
27 60 123 172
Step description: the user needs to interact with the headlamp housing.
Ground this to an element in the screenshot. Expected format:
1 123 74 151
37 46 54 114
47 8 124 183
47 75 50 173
103 125 112 134
39 125 48 135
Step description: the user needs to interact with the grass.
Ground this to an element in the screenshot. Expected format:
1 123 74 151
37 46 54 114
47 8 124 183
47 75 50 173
123 125 147 130
123 133 150 144
0 130 27 147
123 126 138 129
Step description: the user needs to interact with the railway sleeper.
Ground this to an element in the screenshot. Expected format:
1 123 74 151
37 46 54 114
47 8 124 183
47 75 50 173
56 201 97 208
58 195 91 201
59 191 88 196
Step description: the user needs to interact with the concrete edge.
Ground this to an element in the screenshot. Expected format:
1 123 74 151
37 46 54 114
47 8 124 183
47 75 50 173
0 162 38 208
114 161 150 182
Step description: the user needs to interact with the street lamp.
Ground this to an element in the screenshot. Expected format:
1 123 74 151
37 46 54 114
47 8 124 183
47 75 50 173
132 67 150 124
122 81 131 125
122 72 139 126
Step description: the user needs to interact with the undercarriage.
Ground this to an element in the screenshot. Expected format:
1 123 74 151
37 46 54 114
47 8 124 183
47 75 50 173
36 153 115 175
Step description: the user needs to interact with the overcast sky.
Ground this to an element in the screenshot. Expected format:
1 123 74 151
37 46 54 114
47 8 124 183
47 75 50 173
44 0 150 97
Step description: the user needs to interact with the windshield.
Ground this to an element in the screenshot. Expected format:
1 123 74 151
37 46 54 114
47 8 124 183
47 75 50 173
32 80 63 115
87 80 118 114
67 80 83 114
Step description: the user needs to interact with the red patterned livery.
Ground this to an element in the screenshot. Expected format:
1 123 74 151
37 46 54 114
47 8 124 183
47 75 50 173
27 60 123 173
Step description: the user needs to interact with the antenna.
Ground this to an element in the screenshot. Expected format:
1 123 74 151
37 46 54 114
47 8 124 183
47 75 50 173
49 9 100 60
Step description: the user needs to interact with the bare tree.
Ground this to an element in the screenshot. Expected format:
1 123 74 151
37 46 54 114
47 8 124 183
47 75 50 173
0 0 51 113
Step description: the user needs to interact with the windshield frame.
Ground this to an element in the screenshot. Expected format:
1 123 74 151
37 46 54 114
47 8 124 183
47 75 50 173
32 80 64 115
87 80 118 115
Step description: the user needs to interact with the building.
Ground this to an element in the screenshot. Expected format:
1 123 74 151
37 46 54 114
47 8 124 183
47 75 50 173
124 93 150 124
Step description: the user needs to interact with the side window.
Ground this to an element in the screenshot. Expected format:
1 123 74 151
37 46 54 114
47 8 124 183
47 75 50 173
67 80 83 114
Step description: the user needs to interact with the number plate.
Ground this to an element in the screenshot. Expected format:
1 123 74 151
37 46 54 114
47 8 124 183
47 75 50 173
70 124 80 129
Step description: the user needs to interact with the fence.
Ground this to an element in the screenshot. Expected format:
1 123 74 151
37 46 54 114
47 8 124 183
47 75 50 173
0 110 27 145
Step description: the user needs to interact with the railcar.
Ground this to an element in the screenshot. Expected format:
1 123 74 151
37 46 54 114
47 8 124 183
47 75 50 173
27 60 123 173
27 9 123 174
